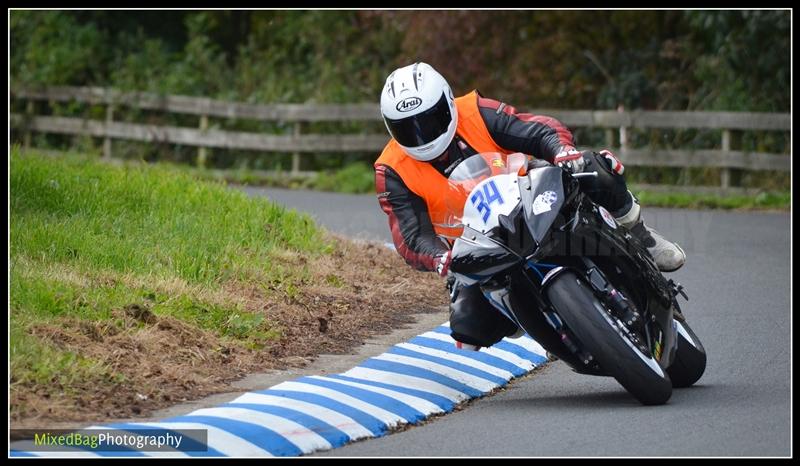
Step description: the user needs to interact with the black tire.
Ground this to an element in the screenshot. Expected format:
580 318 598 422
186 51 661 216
545 270 672 405
667 320 707 388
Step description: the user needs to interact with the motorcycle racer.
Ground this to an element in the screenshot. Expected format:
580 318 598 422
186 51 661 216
374 62 686 350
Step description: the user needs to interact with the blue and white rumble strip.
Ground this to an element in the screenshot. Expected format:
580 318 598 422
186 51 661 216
11 323 548 457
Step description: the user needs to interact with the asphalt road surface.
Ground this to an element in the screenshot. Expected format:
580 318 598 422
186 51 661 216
241 186 791 457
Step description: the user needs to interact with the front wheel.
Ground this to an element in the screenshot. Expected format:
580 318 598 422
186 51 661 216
545 270 672 405
667 319 707 388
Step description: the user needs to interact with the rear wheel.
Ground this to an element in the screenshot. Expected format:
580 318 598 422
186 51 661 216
667 320 707 388
545 270 672 405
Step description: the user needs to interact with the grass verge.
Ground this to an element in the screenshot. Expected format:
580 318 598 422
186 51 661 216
189 162 376 194
10 149 446 427
631 187 790 210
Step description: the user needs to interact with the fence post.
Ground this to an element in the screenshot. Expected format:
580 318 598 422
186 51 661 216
720 129 731 189
197 114 209 167
291 122 302 175
103 104 114 159
23 100 34 150
617 105 628 152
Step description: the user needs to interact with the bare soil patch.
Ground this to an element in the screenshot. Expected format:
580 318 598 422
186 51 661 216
11 234 448 429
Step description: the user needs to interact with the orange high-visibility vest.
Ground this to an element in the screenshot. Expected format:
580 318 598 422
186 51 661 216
375 90 510 239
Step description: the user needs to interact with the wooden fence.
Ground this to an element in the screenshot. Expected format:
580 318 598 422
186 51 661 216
10 86 791 195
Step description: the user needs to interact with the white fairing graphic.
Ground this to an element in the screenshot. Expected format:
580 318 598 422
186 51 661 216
462 174 521 233
532 190 558 215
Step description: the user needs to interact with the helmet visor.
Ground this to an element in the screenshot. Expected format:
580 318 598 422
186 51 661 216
384 93 452 148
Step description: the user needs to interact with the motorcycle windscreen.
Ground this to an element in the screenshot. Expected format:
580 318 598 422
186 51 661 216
522 166 566 244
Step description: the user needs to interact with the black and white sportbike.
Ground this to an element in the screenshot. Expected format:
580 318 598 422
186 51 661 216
444 152 706 405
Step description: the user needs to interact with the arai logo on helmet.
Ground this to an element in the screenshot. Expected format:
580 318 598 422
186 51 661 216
396 97 423 112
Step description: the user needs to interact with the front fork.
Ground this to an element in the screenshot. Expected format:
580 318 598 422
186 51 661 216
582 261 644 332
580 260 652 356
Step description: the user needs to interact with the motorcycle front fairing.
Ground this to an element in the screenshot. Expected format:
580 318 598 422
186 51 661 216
446 152 532 286
450 161 570 285
450 226 520 286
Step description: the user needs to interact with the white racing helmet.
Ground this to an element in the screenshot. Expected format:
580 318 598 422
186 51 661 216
380 62 458 161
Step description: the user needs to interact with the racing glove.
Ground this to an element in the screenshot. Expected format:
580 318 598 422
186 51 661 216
553 149 586 173
599 149 625 175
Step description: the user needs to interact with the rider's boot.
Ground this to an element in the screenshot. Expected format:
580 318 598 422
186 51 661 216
615 192 686 272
